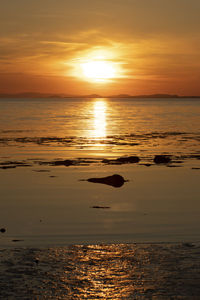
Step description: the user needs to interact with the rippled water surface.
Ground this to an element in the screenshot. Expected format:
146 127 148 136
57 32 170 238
0 97 200 159
0 243 200 299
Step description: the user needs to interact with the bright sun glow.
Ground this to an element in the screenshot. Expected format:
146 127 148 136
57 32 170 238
69 48 124 83
81 60 116 82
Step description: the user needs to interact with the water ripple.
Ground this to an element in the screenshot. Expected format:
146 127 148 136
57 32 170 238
0 243 200 299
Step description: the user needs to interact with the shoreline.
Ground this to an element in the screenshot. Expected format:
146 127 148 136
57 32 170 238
1 235 200 249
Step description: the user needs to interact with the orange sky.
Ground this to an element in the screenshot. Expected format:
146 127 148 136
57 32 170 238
1 0 200 95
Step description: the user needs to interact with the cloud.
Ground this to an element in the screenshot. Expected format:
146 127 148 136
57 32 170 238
0 0 200 94
1 30 200 84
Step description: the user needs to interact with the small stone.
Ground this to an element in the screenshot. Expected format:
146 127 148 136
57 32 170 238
91 206 110 209
12 239 24 242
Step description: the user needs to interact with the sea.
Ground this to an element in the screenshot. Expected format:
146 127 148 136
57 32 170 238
0 97 200 299
0 97 200 160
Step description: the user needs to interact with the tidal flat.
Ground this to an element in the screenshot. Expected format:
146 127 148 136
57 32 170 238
0 161 200 247
0 243 200 299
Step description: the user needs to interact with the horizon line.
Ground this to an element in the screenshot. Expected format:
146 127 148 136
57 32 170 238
0 92 200 99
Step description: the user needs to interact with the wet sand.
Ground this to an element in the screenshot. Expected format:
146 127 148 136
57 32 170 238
0 160 200 247
1 157 199 299
0 243 200 299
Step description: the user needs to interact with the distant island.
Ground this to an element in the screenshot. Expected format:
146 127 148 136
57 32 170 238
0 92 199 99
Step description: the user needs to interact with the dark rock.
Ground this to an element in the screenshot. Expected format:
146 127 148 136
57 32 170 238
91 206 110 209
116 156 140 164
0 166 16 169
51 159 74 166
167 165 182 168
190 155 200 160
102 156 140 165
154 155 171 164
102 159 110 164
87 174 127 188
0 161 32 168
0 228 6 233
33 169 50 172
12 239 24 242
182 243 194 248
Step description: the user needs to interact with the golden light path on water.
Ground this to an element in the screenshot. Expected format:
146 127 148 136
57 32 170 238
2 244 199 298
92 100 107 138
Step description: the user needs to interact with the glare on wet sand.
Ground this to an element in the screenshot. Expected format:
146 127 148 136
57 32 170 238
0 243 200 299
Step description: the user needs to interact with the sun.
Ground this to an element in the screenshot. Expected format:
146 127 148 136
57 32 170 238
68 48 124 83
81 60 116 82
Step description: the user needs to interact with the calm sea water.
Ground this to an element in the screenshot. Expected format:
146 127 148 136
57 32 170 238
0 97 200 160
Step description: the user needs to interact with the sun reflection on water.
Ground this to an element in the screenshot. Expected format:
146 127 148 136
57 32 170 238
2 244 199 298
93 100 107 138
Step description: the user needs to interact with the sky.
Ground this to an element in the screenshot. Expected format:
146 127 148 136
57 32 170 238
0 0 200 96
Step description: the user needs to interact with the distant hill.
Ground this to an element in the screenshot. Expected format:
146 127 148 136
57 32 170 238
109 93 180 98
133 94 179 98
0 92 199 99
0 92 67 98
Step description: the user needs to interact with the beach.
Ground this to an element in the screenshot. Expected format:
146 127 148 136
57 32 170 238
0 162 200 247
0 97 200 298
